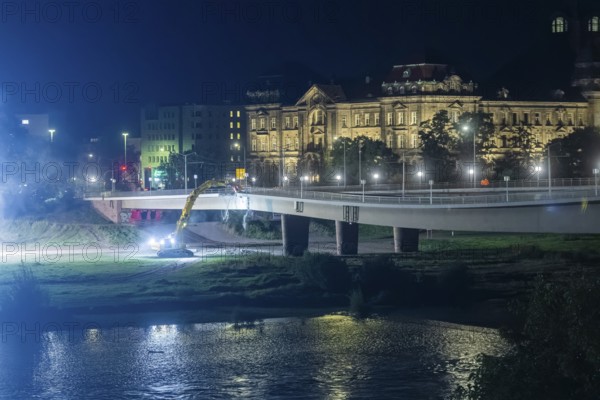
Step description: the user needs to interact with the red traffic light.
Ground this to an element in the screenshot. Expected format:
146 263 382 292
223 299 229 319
120 165 127 171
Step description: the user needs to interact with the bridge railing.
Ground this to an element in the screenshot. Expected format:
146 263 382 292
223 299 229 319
248 186 598 206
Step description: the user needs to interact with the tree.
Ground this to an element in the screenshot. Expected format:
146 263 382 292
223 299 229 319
454 274 600 400
329 136 396 185
545 127 600 178
418 110 457 181
493 126 542 179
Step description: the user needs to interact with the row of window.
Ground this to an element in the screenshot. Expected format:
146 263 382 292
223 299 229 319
552 16 599 33
146 134 176 141
493 111 583 127
146 145 175 152
251 117 299 130
147 155 169 164
147 122 176 130
251 137 300 152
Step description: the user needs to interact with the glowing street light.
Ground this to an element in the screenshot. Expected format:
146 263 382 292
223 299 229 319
504 176 510 202
122 132 129 166
462 124 476 188
48 129 56 143
334 136 347 187
335 174 341 186
300 176 309 198
194 174 198 188
417 170 423 184
373 173 379 186
534 165 542 186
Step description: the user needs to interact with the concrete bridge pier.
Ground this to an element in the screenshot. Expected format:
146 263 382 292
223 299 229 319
91 199 122 224
335 221 359 255
281 214 310 256
393 227 419 253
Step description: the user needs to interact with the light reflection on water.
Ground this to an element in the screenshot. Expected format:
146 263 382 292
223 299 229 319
0 315 505 399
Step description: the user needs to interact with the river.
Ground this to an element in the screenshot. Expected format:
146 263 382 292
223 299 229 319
0 315 505 399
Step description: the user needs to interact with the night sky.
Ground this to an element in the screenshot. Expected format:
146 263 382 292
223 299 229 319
0 0 577 149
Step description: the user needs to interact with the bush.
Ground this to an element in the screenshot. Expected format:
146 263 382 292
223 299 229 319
294 253 351 293
455 274 600 400
437 263 471 306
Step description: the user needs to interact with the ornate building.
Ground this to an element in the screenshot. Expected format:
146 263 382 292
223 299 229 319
245 5 600 185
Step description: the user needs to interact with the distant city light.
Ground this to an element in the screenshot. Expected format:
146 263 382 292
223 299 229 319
21 119 29 125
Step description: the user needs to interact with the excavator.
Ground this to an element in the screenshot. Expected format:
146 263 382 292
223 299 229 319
149 179 229 257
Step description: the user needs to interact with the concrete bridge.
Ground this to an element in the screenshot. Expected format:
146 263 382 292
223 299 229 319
85 186 600 256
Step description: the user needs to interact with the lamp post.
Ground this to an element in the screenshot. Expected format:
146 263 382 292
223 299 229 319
504 176 510 202
300 175 308 198
336 175 341 186
462 125 476 188
358 140 363 184
373 173 379 187
194 174 198 188
594 168 599 196
122 132 129 166
148 177 152 193
171 152 195 192
429 179 434 204
334 136 347 187
361 179 366 202
417 170 423 185
535 165 542 186
49 129 56 143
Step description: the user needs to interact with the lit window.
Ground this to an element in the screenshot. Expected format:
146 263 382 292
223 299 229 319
237 133 240 139
552 16 567 33
230 122 233 129
341 115 347 127
272 137 277 151
364 113 370 126
374 113 379 125
386 135 393 148
387 112 392 126
230 111 233 117
237 122 240 129
230 133 233 139
355 114 360 126
410 112 417 125
260 118 265 129
411 134 418 148
251 119 256 130
398 134 405 148
588 16 599 32
21 119 29 125
252 139 257 151
293 117 298 128
236 111 240 118
285 116 290 128
397 112 404 125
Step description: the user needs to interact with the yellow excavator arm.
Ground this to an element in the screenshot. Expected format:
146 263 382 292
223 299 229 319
150 179 228 257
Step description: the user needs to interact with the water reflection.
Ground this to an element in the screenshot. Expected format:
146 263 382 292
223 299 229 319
0 315 505 399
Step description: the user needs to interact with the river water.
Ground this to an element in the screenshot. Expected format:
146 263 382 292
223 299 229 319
0 315 505 399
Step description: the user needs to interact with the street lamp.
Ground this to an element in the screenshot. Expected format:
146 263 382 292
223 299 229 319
48 129 56 143
429 179 434 204
283 176 289 187
148 176 152 192
504 176 510 202
194 174 198 188
358 140 363 184
300 175 308 198
417 170 423 184
361 179 366 202
335 136 347 187
594 168 599 196
122 132 129 166
336 175 341 186
534 165 542 186
373 173 379 186
171 152 195 192
462 125 476 188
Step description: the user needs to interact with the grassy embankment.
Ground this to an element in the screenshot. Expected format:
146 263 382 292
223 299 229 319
1 206 599 326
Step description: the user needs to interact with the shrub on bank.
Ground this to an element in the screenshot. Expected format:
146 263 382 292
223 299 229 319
453 274 600 400
294 253 352 294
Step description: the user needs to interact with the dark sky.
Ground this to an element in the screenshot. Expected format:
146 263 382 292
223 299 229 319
0 0 576 149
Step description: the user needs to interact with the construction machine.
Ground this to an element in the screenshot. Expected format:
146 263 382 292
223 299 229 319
149 179 228 257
